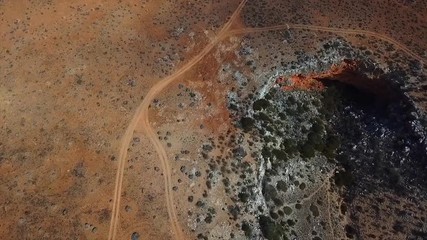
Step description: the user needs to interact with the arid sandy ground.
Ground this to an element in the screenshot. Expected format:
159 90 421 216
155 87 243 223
1 0 426 239
0 0 241 238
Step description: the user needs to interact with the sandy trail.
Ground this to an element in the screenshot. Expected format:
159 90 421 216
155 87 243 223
108 2 425 239
107 1 247 239
228 24 426 64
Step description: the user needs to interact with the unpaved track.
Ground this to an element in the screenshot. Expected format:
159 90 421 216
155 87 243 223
108 2 425 239
228 24 426 64
107 1 247 240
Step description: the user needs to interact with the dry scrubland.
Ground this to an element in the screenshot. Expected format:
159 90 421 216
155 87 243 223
1 0 427 239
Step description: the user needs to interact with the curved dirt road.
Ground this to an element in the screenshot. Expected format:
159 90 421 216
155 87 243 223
109 2 425 240
107 1 247 240
228 24 426 64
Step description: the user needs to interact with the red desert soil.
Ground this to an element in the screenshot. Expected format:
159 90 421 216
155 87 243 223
0 0 245 239
1 0 426 239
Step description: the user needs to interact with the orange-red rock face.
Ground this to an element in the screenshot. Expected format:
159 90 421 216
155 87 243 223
278 60 398 103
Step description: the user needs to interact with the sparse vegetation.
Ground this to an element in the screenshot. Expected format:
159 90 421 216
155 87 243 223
3 0 427 239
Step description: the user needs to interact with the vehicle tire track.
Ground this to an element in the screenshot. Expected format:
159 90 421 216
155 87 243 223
228 24 425 64
107 1 247 239
109 3 424 239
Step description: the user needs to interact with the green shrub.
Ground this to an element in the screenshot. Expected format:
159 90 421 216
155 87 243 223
238 192 250 203
283 206 293 215
259 215 285 240
253 99 271 111
276 180 287 192
263 184 278 201
241 117 255 131
272 149 287 162
300 142 315 158
241 222 252 237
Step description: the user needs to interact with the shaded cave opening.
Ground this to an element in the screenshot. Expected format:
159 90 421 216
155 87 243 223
313 60 427 239
316 60 427 198
233 59 427 239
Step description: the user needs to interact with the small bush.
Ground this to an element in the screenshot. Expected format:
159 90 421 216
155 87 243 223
241 222 252 237
241 117 255 131
253 99 271 111
259 215 285 240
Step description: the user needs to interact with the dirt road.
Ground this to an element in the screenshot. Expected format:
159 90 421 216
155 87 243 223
229 24 426 64
108 2 425 239
107 1 247 239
